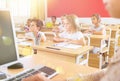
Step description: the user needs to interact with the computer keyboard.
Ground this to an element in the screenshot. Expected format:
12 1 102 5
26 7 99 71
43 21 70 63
4 65 58 81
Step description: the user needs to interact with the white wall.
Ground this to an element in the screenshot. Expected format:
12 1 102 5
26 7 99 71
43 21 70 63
13 17 120 27
45 17 120 25
79 17 120 24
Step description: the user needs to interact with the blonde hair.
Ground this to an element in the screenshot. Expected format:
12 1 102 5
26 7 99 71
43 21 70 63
65 14 80 32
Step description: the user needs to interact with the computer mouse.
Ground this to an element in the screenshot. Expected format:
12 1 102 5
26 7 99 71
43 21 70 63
8 62 23 69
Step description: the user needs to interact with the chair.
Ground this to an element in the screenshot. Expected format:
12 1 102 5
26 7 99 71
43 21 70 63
76 35 90 66
114 30 120 57
107 25 119 58
44 32 56 41
80 23 90 32
88 28 111 69
105 28 112 62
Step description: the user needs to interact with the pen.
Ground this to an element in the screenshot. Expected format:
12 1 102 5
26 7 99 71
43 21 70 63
46 47 60 50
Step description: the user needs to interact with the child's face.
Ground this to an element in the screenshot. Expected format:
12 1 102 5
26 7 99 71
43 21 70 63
61 16 65 24
51 17 56 22
103 0 120 18
63 19 71 31
91 16 99 25
27 20 31 27
29 21 38 32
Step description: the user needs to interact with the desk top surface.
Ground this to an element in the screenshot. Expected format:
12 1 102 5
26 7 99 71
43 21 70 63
7 54 99 81
90 35 110 40
33 41 93 57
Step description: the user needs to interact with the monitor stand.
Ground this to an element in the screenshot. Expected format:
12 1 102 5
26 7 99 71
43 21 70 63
7 62 23 69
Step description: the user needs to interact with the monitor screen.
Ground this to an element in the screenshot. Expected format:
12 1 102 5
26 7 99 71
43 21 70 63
0 9 19 66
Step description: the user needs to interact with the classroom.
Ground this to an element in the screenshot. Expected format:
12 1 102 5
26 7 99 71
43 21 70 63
0 0 120 81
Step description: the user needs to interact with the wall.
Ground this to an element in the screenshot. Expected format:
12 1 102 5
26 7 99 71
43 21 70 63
45 17 120 24
47 0 120 24
14 0 120 25
47 0 109 17
79 18 120 24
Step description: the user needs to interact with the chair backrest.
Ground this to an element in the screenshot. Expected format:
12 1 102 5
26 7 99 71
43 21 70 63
90 28 111 50
80 23 91 32
105 27 111 49
115 30 120 46
44 32 56 41
90 36 102 47
114 30 120 56
106 25 118 39
84 35 90 46
89 35 105 51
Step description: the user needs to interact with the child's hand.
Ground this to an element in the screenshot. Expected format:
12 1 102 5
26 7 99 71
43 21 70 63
64 39 72 44
91 30 96 34
22 74 51 81
52 27 60 33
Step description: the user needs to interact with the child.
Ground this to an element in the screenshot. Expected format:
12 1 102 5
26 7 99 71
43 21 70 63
86 14 106 54
25 19 46 45
28 19 46 44
51 16 60 26
45 16 60 28
24 18 32 32
85 14 106 35
52 15 66 35
53 14 86 45
90 14 106 35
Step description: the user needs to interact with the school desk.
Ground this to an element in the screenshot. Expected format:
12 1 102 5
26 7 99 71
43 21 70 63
33 41 93 64
7 54 99 81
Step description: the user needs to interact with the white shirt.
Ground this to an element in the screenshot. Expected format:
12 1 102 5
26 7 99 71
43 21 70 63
58 24 65 32
90 25 106 35
25 31 46 45
59 31 84 40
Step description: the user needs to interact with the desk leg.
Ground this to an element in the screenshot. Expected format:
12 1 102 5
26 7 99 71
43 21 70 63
76 55 82 64
76 52 89 66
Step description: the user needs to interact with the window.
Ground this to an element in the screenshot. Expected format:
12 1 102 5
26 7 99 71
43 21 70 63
0 0 30 17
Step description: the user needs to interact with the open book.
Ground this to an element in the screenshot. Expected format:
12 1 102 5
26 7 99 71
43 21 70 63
53 42 82 49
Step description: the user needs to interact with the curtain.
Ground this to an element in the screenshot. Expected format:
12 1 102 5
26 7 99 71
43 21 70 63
0 0 30 17
0 0 46 20
30 0 45 20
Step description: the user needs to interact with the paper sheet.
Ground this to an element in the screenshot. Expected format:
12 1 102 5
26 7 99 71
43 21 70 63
16 38 26 43
18 42 32 46
54 42 82 49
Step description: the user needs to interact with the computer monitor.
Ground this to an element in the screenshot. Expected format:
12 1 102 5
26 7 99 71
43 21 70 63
0 9 22 69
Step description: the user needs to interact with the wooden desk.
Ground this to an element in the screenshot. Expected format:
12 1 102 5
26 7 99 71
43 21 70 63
90 35 109 39
90 35 109 47
41 27 53 32
33 41 93 64
16 30 25 36
106 25 118 40
7 54 98 81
